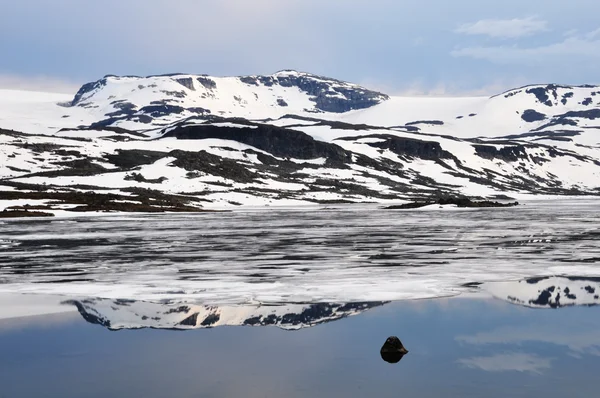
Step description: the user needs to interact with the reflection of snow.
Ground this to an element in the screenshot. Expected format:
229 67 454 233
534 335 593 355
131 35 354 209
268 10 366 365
458 353 552 374
483 277 600 308
61 298 387 331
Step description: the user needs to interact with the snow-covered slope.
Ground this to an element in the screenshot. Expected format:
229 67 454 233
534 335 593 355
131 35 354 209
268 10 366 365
1 72 599 212
340 84 600 138
66 70 388 131
64 298 387 331
483 277 600 308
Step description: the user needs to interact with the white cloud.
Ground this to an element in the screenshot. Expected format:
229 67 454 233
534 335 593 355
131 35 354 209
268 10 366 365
451 29 600 64
456 17 548 39
458 353 552 374
585 27 600 39
369 78 529 97
0 74 81 93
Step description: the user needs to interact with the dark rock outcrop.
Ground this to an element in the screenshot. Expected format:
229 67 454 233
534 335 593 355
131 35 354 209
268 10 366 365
521 109 546 122
0 209 54 218
197 76 217 90
527 86 556 106
71 78 108 106
235 72 388 112
386 197 519 209
104 149 167 169
162 123 352 162
405 120 444 126
138 104 185 118
559 109 600 120
337 134 453 160
174 77 195 91
274 72 389 112
473 144 528 162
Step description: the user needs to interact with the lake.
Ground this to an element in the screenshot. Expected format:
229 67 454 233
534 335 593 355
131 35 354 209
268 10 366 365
0 200 599 396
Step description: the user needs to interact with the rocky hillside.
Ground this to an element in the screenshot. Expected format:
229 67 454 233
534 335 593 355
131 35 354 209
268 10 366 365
0 72 599 213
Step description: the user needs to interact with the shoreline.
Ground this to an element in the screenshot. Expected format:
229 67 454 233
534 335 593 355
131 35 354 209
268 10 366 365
1 195 600 218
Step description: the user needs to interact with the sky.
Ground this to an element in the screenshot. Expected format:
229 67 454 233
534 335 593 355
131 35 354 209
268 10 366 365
1 0 599 95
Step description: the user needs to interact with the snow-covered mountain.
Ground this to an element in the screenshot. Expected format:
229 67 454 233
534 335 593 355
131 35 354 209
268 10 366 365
483 276 600 308
69 70 388 129
63 298 387 331
1 71 600 212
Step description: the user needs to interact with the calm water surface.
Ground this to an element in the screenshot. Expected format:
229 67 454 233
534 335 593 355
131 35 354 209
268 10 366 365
0 298 599 398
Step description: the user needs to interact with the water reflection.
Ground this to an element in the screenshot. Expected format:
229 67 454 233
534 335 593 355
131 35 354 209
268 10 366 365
484 276 600 308
1 297 599 398
457 353 552 374
63 298 389 330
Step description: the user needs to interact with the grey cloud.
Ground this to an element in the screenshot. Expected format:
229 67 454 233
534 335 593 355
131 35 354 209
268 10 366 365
451 29 600 64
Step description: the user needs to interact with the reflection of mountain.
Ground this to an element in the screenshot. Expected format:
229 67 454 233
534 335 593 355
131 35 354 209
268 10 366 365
483 276 600 308
63 298 388 331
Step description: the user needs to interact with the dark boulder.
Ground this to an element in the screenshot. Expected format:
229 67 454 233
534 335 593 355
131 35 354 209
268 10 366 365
380 336 409 364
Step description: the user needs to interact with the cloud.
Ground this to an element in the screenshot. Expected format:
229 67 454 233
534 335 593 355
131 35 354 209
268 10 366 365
458 353 552 374
585 27 600 39
456 17 548 39
0 74 81 93
451 29 600 64
374 78 529 97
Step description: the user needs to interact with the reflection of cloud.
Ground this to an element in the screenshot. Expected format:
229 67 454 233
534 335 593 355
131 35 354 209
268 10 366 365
452 29 600 64
456 325 600 356
458 353 552 374
455 17 548 39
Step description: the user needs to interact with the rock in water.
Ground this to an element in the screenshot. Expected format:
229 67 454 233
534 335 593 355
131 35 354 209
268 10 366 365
380 336 409 364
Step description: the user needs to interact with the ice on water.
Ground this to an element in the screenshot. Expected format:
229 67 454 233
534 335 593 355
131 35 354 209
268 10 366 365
0 200 599 309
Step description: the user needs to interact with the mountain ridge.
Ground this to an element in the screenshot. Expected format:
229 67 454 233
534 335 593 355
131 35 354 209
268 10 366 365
1 70 599 212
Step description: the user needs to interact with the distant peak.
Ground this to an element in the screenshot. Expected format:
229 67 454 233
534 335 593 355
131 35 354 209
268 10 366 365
273 69 302 76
